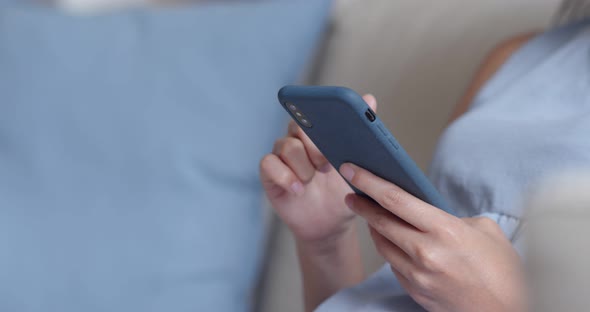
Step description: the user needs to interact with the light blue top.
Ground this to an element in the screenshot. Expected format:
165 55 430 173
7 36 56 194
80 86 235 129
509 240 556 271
319 19 590 311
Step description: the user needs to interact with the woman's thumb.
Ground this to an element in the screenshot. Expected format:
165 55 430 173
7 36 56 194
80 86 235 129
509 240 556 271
363 94 378 112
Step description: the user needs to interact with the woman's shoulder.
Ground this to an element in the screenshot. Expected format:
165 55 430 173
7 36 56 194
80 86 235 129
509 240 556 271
448 32 537 122
472 20 590 108
431 20 590 217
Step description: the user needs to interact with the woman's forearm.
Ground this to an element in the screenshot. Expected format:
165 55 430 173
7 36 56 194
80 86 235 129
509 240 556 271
296 224 365 312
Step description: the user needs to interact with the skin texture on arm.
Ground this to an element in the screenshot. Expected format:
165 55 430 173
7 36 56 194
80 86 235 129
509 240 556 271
449 33 538 122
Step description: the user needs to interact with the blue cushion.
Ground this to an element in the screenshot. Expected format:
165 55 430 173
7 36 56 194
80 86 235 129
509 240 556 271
0 2 330 311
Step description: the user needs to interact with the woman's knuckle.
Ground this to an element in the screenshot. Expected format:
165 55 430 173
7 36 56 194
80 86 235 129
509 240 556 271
372 214 390 233
348 169 361 185
307 150 324 165
413 245 428 261
274 168 293 185
433 219 462 242
280 138 302 156
441 226 461 243
311 154 327 167
259 154 273 171
381 188 404 208
414 246 443 273
409 270 433 291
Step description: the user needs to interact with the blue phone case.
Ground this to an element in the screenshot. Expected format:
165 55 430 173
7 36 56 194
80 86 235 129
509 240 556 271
278 86 453 214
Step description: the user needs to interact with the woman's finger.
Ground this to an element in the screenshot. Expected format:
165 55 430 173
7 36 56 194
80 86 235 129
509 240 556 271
287 121 330 171
273 137 316 183
260 154 304 197
339 163 449 232
369 227 414 281
346 194 423 257
363 94 378 111
286 94 377 172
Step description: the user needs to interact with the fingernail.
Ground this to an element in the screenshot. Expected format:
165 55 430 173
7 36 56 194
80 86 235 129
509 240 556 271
364 94 376 104
339 164 355 181
291 182 304 196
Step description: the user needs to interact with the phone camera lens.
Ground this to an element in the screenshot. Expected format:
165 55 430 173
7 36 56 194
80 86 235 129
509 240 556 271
365 109 376 122
288 103 297 111
300 118 313 128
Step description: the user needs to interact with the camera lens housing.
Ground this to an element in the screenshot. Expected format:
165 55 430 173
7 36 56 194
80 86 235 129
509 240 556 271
285 102 313 128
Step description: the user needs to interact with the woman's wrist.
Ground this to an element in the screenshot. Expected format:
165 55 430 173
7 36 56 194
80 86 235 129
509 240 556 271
296 220 359 257
296 222 365 312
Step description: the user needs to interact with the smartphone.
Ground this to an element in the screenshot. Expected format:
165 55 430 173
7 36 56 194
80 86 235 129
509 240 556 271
278 85 453 214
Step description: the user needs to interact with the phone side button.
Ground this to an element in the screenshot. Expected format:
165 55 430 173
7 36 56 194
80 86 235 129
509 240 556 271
377 125 399 150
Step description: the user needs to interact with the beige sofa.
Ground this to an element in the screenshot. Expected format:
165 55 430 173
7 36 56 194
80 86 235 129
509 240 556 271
259 1 562 311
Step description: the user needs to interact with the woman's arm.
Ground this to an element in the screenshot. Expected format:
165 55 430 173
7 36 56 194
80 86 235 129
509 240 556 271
449 33 537 123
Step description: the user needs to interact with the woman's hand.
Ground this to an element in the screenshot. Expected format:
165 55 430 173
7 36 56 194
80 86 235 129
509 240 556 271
339 163 527 312
260 95 378 312
260 95 377 244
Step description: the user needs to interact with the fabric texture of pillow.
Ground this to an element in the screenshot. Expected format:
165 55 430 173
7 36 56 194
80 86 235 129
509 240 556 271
0 1 330 311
